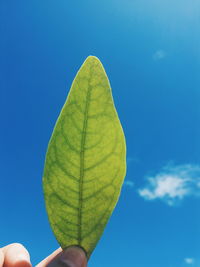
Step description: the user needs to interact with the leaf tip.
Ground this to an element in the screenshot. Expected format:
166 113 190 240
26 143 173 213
85 55 101 64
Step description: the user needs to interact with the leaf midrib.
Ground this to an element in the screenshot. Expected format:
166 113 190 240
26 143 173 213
78 79 92 245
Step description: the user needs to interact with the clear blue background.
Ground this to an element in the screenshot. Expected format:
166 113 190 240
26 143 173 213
0 1 199 266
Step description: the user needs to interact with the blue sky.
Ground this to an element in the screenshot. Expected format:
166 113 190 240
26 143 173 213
0 0 199 266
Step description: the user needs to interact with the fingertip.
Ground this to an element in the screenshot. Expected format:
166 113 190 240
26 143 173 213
58 246 87 267
3 243 32 267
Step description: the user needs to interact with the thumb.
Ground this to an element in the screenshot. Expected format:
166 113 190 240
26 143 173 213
45 246 87 267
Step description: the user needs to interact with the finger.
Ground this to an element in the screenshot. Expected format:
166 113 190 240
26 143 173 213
36 246 87 267
1 243 31 267
0 249 4 267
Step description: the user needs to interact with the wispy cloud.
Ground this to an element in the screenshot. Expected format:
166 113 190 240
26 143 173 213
138 163 200 206
127 156 139 165
124 180 134 188
184 258 195 264
152 49 166 61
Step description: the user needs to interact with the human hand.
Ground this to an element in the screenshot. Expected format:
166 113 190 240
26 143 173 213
0 243 87 267
36 246 87 267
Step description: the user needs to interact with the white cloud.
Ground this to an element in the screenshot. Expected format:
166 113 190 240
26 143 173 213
153 49 166 60
184 258 195 264
138 163 200 206
124 180 134 188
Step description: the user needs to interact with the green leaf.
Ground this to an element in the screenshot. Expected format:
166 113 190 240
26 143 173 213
43 56 126 258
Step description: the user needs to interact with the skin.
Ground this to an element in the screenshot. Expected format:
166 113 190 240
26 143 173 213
0 244 87 267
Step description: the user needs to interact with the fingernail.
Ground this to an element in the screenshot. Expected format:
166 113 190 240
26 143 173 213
59 247 87 267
